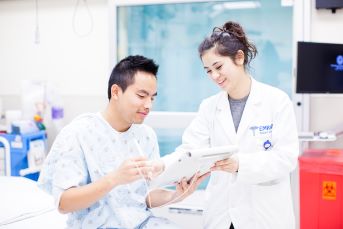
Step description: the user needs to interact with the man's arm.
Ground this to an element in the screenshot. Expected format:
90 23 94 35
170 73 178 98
59 156 155 213
59 174 117 213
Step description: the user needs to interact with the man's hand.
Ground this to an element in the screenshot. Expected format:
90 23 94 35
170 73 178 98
145 171 209 208
107 156 155 186
59 156 154 213
172 172 210 203
147 159 165 179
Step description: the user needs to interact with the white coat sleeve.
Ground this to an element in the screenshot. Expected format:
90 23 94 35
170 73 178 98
236 96 299 184
161 100 212 169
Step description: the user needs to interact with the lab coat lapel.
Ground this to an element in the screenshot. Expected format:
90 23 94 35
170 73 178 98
215 92 237 143
236 78 261 140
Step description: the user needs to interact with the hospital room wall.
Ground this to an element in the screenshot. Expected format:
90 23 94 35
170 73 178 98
0 0 109 146
306 0 343 148
0 0 343 150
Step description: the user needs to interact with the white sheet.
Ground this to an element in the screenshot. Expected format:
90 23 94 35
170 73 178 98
0 176 67 228
2 209 67 229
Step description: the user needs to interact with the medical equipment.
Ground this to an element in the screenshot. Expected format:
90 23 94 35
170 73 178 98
0 131 46 180
11 120 40 134
0 136 11 176
298 131 337 141
5 110 22 134
299 149 343 229
296 41 343 93
150 189 204 229
149 145 238 188
21 80 65 133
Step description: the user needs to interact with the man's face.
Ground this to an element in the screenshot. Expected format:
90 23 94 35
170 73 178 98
116 71 157 126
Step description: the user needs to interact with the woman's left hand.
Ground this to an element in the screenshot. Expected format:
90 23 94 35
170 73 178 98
211 157 239 173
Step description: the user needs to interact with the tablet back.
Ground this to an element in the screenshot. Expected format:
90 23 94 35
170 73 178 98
149 145 238 188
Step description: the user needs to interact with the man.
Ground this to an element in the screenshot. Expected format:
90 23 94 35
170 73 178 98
38 55 207 229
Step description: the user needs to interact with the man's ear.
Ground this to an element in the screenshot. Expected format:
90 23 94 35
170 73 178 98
235 50 245 66
110 84 122 100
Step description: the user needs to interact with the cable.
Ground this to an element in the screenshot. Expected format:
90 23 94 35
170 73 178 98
72 0 94 37
101 139 154 228
132 139 153 208
34 0 40 44
103 137 199 228
132 139 199 209
151 172 199 209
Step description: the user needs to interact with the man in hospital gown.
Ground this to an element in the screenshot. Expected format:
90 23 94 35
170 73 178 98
38 55 208 229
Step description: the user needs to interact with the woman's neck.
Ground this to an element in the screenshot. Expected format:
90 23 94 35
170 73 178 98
228 74 251 100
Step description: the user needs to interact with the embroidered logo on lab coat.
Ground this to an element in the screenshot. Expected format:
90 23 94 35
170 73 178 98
249 124 273 136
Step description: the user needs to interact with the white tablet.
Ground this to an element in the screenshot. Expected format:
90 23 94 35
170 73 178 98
149 145 238 188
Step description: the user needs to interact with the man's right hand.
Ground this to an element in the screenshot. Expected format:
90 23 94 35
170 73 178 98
59 156 155 213
106 156 159 186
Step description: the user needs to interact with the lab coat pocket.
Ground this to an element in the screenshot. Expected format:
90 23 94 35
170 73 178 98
252 182 279 209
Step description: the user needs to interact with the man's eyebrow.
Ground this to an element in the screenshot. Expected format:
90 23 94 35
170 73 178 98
137 90 157 96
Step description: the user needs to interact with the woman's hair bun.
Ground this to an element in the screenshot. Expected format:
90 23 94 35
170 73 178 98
222 21 245 41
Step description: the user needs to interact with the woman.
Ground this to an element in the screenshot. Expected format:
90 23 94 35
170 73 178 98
165 21 299 229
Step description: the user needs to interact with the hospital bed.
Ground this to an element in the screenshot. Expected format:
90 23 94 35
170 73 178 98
0 176 67 228
0 175 202 229
0 177 206 229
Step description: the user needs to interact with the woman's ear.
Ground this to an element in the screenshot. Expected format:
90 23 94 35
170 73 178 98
110 84 122 100
235 50 245 66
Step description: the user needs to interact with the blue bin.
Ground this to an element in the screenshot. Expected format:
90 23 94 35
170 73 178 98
0 131 47 181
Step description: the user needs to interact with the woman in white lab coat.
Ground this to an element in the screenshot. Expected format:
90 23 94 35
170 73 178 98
170 21 299 229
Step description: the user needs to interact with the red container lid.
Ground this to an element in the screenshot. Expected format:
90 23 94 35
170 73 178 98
299 149 343 175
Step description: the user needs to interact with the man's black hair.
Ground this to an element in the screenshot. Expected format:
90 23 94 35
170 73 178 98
107 55 159 100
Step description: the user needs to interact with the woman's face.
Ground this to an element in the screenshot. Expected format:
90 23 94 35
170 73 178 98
201 47 245 93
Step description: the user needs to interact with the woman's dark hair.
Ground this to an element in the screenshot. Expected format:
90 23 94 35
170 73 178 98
198 21 257 68
107 55 159 100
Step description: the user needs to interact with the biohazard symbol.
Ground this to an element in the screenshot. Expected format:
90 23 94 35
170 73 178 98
322 181 336 200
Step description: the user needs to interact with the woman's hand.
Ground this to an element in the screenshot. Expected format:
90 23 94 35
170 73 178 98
211 157 239 173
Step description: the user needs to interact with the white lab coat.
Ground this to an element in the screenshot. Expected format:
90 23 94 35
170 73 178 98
164 78 299 229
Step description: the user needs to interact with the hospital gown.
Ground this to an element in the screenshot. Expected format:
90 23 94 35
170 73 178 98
38 113 180 229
